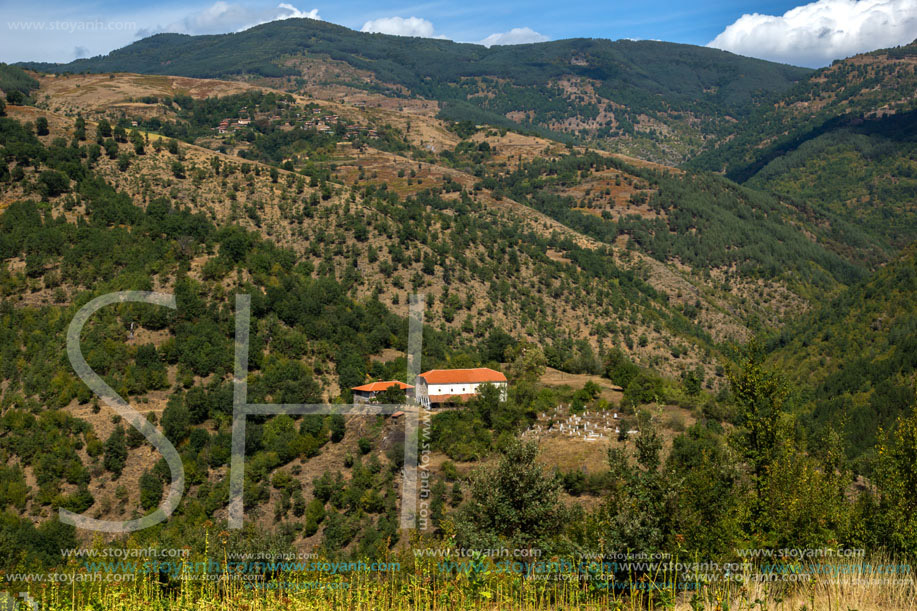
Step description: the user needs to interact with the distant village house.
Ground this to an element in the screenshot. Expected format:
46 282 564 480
351 380 413 404
415 368 508 405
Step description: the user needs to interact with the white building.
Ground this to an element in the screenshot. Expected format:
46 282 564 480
414 368 508 406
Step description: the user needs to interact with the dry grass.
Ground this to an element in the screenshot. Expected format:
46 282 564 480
539 367 623 402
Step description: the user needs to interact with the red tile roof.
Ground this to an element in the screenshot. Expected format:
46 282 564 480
418 368 507 384
351 381 414 392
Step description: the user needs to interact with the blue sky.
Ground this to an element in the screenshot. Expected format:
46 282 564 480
1 0 916 67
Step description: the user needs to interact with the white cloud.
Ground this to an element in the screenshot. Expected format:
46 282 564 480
243 3 321 30
360 16 445 38
479 27 549 47
179 1 251 33
708 0 917 67
146 2 321 37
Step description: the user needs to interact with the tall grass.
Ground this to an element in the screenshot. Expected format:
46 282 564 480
9 544 916 610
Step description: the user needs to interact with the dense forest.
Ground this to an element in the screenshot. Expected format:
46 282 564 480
689 42 917 257
475 150 869 291
770 245 917 473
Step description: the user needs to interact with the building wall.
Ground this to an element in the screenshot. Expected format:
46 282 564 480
353 390 374 404
416 380 507 402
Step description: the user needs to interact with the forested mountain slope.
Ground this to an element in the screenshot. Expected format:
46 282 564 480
689 41 917 260
3 42 917 576
17 18 811 164
17 72 873 336
0 89 743 553
770 244 917 472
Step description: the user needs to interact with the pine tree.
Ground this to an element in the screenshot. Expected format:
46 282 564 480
103 425 128 478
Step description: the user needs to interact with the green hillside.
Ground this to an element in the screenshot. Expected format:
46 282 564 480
476 150 868 293
6 34 917 608
0 62 39 103
770 245 917 471
17 18 811 163
689 42 917 256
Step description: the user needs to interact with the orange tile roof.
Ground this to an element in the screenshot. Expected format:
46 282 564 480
351 380 414 392
418 368 507 384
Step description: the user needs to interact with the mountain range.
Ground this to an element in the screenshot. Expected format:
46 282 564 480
1 21 916 560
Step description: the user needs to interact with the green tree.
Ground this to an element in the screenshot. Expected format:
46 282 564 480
329 414 346 443
598 415 678 556
74 116 86 140
97 119 112 139
35 116 49 136
139 470 163 510
103 138 119 159
304 498 326 536
162 396 190 443
103 425 128 478
505 342 545 383
668 423 740 556
455 439 567 554
374 386 406 405
682 365 704 396
5 90 25 105
37 170 69 198
263 415 302 463
623 371 663 407
875 404 917 554
604 348 640 388
728 342 788 533
130 130 144 155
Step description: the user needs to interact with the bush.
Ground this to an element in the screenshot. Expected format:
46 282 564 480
623 372 664 407
139 471 163 510
329 414 346 443
37 170 69 198
304 498 326 536
103 426 128 478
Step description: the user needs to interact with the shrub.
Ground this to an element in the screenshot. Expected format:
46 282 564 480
103 426 128 478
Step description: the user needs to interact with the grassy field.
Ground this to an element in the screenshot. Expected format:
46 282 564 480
8 544 916 610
